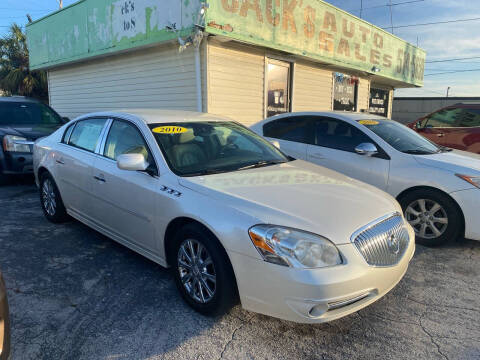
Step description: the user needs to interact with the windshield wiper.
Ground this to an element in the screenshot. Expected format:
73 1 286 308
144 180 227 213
439 146 453 153
183 169 230 177
235 160 286 171
403 149 437 155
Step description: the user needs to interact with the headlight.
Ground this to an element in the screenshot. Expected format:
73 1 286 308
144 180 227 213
2 135 32 153
456 174 480 189
248 225 342 268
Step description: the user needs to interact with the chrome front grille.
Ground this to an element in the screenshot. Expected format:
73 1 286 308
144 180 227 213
352 213 410 267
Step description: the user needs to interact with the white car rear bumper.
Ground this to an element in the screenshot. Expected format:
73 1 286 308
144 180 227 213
229 226 415 323
450 188 480 241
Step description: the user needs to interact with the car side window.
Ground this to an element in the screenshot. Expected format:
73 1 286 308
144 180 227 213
424 108 463 128
314 118 372 152
263 117 314 144
62 123 76 143
457 109 480 128
103 120 153 164
68 118 107 152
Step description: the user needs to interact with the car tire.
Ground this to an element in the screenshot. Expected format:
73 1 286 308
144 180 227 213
399 189 462 247
39 172 69 223
171 223 238 316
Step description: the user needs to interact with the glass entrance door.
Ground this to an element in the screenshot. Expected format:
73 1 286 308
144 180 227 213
266 59 291 118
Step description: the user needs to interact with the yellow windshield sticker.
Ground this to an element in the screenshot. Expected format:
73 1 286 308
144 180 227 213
358 120 380 126
152 126 188 134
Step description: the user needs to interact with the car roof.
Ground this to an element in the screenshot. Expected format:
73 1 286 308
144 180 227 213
0 96 42 103
252 111 388 127
76 109 234 124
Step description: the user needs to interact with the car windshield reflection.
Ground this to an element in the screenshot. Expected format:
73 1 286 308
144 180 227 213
149 122 290 176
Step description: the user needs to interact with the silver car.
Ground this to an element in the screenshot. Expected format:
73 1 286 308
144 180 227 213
33 110 414 323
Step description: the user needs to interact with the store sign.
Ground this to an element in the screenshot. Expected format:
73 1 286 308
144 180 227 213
333 73 357 112
369 88 389 117
205 0 426 86
27 0 199 70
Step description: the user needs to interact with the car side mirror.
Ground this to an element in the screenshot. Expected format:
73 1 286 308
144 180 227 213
117 154 149 171
355 143 378 157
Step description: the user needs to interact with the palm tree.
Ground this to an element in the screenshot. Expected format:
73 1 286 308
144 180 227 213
0 23 48 102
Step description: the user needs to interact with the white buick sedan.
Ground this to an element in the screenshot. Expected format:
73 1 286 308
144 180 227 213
252 112 480 247
34 110 414 323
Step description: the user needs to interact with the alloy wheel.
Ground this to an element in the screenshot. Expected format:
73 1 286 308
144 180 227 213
42 179 57 216
177 239 216 303
405 198 448 239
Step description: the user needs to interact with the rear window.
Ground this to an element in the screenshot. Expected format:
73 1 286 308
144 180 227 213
0 102 63 125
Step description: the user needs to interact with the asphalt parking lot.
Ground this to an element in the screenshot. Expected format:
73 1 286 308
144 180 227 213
0 180 479 360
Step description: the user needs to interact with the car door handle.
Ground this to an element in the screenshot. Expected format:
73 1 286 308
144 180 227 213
56 160 65 165
437 133 445 137
94 175 106 183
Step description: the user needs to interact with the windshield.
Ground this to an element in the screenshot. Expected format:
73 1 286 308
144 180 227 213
0 102 63 125
149 121 290 176
358 119 441 155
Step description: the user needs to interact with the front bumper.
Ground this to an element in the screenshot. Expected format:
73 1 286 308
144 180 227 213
0 275 10 360
450 188 480 241
229 226 415 323
1 151 33 174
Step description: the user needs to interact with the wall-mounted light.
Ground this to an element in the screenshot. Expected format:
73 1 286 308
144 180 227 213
371 66 381 73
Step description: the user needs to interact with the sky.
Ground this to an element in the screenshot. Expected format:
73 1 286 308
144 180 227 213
1 0 479 98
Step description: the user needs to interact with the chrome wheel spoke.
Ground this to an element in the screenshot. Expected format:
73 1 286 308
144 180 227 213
408 217 421 225
418 199 427 212
432 216 448 224
418 223 427 238
199 277 214 297
178 258 192 270
180 246 192 264
177 238 216 304
201 271 216 283
430 224 442 237
406 207 420 217
181 272 192 284
429 203 441 214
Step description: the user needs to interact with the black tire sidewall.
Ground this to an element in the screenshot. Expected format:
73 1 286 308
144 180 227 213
400 189 462 246
39 173 68 223
171 223 237 316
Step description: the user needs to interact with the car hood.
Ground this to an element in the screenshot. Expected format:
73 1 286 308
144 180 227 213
414 149 480 175
178 160 401 245
0 124 62 140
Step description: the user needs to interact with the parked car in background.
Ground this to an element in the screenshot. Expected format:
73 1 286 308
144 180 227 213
0 270 10 360
408 103 480 154
34 110 414 323
0 96 67 185
251 112 480 246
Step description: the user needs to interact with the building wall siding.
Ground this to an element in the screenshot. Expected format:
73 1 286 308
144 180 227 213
207 40 265 126
357 77 370 113
293 61 333 112
48 44 198 119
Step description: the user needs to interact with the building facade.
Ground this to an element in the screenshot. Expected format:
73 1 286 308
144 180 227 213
27 0 425 125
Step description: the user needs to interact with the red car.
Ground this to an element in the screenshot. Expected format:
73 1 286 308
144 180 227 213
408 103 480 154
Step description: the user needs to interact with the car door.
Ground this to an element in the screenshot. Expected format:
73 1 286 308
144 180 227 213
306 117 390 191
417 107 463 146
90 119 159 252
262 116 314 159
55 118 108 217
444 108 480 153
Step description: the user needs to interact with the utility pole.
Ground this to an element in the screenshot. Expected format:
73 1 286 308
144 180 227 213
360 0 363 19
57 0 63 9
388 0 394 33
